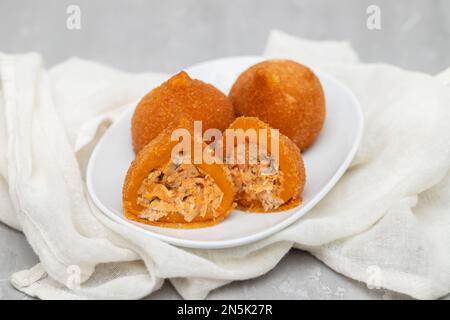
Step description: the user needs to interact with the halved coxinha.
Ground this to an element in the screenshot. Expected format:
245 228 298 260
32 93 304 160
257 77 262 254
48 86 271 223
122 116 305 229
224 116 305 213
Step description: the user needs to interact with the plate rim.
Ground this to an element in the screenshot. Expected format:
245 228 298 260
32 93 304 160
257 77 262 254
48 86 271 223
86 55 364 249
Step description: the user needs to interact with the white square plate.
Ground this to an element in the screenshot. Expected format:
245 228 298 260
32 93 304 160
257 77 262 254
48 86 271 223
87 56 363 249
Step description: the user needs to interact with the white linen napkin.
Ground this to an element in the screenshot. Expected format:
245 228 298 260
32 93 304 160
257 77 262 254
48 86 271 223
1 30 449 300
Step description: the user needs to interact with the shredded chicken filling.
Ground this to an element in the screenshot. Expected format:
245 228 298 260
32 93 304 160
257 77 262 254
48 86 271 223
229 154 284 211
137 162 223 222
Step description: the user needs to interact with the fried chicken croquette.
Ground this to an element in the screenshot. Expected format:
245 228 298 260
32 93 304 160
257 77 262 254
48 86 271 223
132 71 235 153
123 120 236 228
229 59 325 151
221 116 305 212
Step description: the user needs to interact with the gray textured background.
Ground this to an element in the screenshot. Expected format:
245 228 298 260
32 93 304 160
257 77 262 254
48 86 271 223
0 0 449 300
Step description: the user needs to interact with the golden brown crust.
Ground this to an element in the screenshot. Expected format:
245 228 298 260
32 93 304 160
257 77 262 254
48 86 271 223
229 59 325 151
131 71 235 153
123 119 236 228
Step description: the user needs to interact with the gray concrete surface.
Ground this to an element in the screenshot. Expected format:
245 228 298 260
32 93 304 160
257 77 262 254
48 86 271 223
0 0 449 300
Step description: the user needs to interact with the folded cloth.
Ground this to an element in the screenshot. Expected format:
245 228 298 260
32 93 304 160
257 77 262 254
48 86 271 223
1 30 449 300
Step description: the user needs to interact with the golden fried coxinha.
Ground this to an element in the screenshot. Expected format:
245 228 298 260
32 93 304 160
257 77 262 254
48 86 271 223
131 71 235 153
230 59 325 151
221 117 306 212
123 120 236 228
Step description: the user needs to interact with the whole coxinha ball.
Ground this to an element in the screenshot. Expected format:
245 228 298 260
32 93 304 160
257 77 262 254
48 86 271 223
131 71 235 153
229 59 326 151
